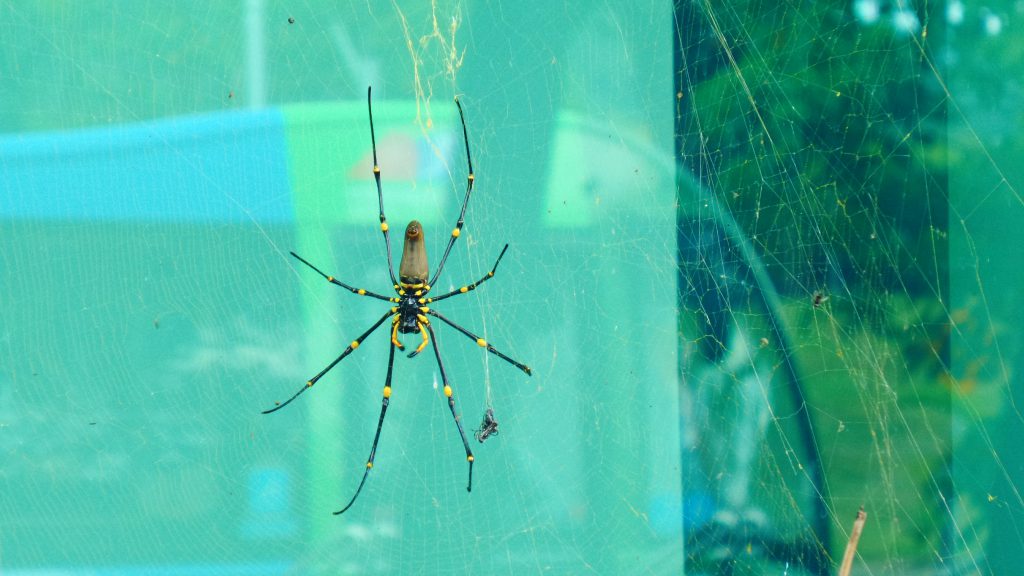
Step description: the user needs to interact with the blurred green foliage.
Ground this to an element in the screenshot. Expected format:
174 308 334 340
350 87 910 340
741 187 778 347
680 1 948 301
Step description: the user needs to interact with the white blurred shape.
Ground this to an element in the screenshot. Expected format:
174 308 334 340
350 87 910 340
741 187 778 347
853 0 881 24
947 0 965 25
984 12 1004 35
893 7 922 34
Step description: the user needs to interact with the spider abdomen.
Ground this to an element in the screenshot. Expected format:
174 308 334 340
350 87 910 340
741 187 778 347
399 220 428 284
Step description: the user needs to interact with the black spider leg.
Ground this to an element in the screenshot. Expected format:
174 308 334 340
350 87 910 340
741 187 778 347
335 339 397 515
424 244 508 304
290 251 396 303
368 86 400 287
426 323 474 492
426 309 532 376
428 96 475 288
262 309 393 414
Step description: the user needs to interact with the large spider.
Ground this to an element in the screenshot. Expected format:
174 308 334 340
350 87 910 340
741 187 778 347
263 87 532 515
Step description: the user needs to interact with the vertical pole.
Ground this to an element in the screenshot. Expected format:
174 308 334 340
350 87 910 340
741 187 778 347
245 0 267 109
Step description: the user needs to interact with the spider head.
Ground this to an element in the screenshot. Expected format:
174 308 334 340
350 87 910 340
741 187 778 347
399 220 429 285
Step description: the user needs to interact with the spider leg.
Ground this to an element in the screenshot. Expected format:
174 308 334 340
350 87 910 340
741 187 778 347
425 244 509 304
426 323 475 492
262 309 393 414
407 313 430 358
334 340 397 515
367 86 401 287
428 97 475 287
426 309 532 376
291 251 396 303
389 315 406 351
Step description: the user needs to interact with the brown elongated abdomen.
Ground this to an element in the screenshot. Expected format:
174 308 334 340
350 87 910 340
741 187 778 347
399 220 429 285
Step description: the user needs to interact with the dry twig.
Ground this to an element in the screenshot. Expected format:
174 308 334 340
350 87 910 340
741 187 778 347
838 506 867 576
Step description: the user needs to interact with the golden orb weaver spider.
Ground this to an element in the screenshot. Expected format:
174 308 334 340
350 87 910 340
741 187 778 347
264 87 532 515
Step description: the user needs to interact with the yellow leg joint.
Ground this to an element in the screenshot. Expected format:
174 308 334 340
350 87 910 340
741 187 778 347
452 228 461 238
327 276 335 282
305 380 313 388
391 318 404 350
357 289 366 295
366 462 373 469
443 385 452 398
412 322 430 356
460 286 468 293
350 340 360 349
373 165 380 175
467 455 474 462
476 338 487 347
383 386 391 398
380 221 388 232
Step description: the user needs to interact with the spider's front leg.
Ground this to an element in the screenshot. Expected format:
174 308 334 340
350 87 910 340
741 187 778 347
407 313 431 358
389 310 405 352
426 322 475 492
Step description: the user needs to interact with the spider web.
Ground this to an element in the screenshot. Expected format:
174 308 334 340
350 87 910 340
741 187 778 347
1 1 1022 575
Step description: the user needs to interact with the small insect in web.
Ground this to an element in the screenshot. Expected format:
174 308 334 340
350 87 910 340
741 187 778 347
812 290 829 308
263 87 532 515
474 408 499 443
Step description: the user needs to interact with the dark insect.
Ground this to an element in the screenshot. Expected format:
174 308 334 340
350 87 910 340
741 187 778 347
474 408 500 443
263 87 531 515
812 290 829 308
287 16 295 24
